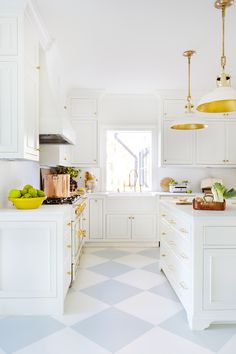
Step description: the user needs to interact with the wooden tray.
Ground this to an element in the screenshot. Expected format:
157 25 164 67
193 198 226 211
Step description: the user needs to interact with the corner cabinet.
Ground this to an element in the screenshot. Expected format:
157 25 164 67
0 12 40 160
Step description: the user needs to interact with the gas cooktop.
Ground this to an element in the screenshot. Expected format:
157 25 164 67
43 195 82 205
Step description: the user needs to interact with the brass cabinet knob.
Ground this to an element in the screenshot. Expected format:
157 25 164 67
67 271 72 276
67 222 72 226
161 254 166 257
36 65 40 70
66 244 72 248
64 157 67 160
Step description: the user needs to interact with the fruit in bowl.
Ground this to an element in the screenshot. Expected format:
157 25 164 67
8 185 46 209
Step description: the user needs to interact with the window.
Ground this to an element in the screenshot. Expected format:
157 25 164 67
106 130 152 191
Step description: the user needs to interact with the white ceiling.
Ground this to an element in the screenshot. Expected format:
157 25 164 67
7 0 236 93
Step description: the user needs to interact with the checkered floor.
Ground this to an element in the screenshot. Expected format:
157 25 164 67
0 247 236 354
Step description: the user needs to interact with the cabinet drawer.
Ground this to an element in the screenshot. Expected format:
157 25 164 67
161 241 191 291
160 207 190 238
204 226 236 246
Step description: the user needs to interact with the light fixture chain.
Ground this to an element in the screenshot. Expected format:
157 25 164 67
187 56 191 102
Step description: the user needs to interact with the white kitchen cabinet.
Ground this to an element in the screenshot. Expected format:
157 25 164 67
89 197 104 239
106 214 131 239
132 214 155 240
0 13 39 160
226 121 236 165
162 121 194 165
196 121 225 165
204 249 236 310
0 205 75 315
0 17 18 55
71 97 97 119
40 144 71 166
71 120 98 165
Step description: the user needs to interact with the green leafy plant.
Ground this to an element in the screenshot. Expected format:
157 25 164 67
55 166 81 179
212 182 236 202
169 179 178 185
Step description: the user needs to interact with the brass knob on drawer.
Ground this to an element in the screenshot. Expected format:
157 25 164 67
161 232 166 235
67 222 72 226
161 254 166 257
161 214 166 217
66 245 72 248
82 218 87 221
36 65 40 70
179 281 188 290
67 272 72 276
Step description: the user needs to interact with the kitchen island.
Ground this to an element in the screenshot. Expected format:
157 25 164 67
0 205 74 315
159 200 236 330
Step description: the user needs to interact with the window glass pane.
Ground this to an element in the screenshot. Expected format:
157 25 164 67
106 130 152 191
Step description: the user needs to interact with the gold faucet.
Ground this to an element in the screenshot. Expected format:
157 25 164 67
128 169 139 191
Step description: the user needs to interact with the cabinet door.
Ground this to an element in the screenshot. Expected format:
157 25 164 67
0 62 18 154
195 122 225 165
163 121 193 165
106 215 131 239
71 120 98 165
89 198 103 239
0 221 57 298
0 17 18 55
23 15 39 160
132 214 156 240
204 249 236 310
71 98 97 118
163 99 186 117
226 122 236 165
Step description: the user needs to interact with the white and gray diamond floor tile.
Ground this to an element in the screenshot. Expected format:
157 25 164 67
114 269 166 290
81 279 141 305
114 254 157 268
115 291 182 325
13 328 112 354
160 310 236 352
115 327 215 354
88 260 133 277
72 308 153 352
1 247 236 354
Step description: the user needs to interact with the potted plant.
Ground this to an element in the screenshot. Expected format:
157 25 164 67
55 166 81 192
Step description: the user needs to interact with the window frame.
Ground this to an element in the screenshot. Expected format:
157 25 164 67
100 125 158 192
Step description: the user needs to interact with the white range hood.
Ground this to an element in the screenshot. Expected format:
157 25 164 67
39 47 75 145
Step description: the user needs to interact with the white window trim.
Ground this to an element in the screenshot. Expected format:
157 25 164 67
100 124 158 192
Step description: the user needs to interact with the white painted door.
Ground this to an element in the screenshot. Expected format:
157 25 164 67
0 62 18 154
71 120 98 165
226 122 236 165
131 214 155 240
163 121 194 165
0 221 57 298
204 249 236 310
106 214 131 239
195 122 226 165
89 198 103 239
71 98 97 118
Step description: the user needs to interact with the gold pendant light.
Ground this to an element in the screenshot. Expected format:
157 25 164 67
197 0 236 113
171 50 207 130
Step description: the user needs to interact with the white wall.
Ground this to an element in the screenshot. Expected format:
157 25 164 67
0 161 40 208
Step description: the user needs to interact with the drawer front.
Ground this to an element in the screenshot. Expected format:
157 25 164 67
160 207 190 239
161 240 191 292
204 226 236 246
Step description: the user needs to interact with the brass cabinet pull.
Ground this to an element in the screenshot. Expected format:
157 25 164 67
161 232 166 235
67 271 72 276
64 157 67 160
82 218 86 221
66 245 72 248
161 213 166 217
36 65 40 70
179 281 188 290
67 222 72 226
161 253 166 257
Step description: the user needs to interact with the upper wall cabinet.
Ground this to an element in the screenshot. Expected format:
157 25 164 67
0 17 18 55
158 92 236 167
0 12 40 160
71 98 97 119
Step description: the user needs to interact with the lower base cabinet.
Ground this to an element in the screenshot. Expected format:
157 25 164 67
106 214 155 240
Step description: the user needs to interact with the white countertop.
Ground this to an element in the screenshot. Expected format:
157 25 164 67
0 204 72 215
161 199 236 218
87 191 200 197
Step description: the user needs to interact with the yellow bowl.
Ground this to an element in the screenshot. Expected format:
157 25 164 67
8 197 46 209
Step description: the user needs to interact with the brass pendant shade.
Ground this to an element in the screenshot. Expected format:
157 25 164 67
197 0 236 113
171 51 207 130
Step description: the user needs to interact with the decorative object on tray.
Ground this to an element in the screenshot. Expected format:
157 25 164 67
8 185 46 209
55 166 81 192
84 171 97 193
193 183 236 211
160 177 173 192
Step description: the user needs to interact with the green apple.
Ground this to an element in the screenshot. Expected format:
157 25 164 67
8 189 21 198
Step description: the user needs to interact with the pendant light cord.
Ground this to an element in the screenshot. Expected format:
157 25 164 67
221 4 226 71
187 55 191 103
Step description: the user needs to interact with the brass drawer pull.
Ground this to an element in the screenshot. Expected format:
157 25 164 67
180 252 189 259
161 232 166 236
161 213 166 217
161 253 166 257
67 271 72 276
179 281 188 290
66 245 72 248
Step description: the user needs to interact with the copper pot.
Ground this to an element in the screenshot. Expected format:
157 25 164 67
43 174 70 198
